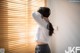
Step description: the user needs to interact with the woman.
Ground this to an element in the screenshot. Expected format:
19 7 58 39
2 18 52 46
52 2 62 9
32 7 54 53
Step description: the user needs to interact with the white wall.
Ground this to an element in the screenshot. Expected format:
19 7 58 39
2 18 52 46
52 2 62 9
47 0 80 53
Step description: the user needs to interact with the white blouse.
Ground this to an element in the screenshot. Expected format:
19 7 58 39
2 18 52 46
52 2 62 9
32 12 50 43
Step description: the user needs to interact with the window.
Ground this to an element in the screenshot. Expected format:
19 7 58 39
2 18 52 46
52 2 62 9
1 0 46 53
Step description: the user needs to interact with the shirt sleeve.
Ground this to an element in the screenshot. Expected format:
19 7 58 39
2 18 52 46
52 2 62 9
32 12 48 28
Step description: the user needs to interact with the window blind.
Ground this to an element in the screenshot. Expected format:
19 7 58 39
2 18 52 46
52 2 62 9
0 0 46 53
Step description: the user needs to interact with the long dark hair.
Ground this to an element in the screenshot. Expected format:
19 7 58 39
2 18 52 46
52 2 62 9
47 22 54 36
38 7 54 36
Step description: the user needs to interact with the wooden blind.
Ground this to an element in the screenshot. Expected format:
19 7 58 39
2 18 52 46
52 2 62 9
0 0 46 53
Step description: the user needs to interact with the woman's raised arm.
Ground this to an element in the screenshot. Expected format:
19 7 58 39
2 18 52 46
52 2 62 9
32 12 48 28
